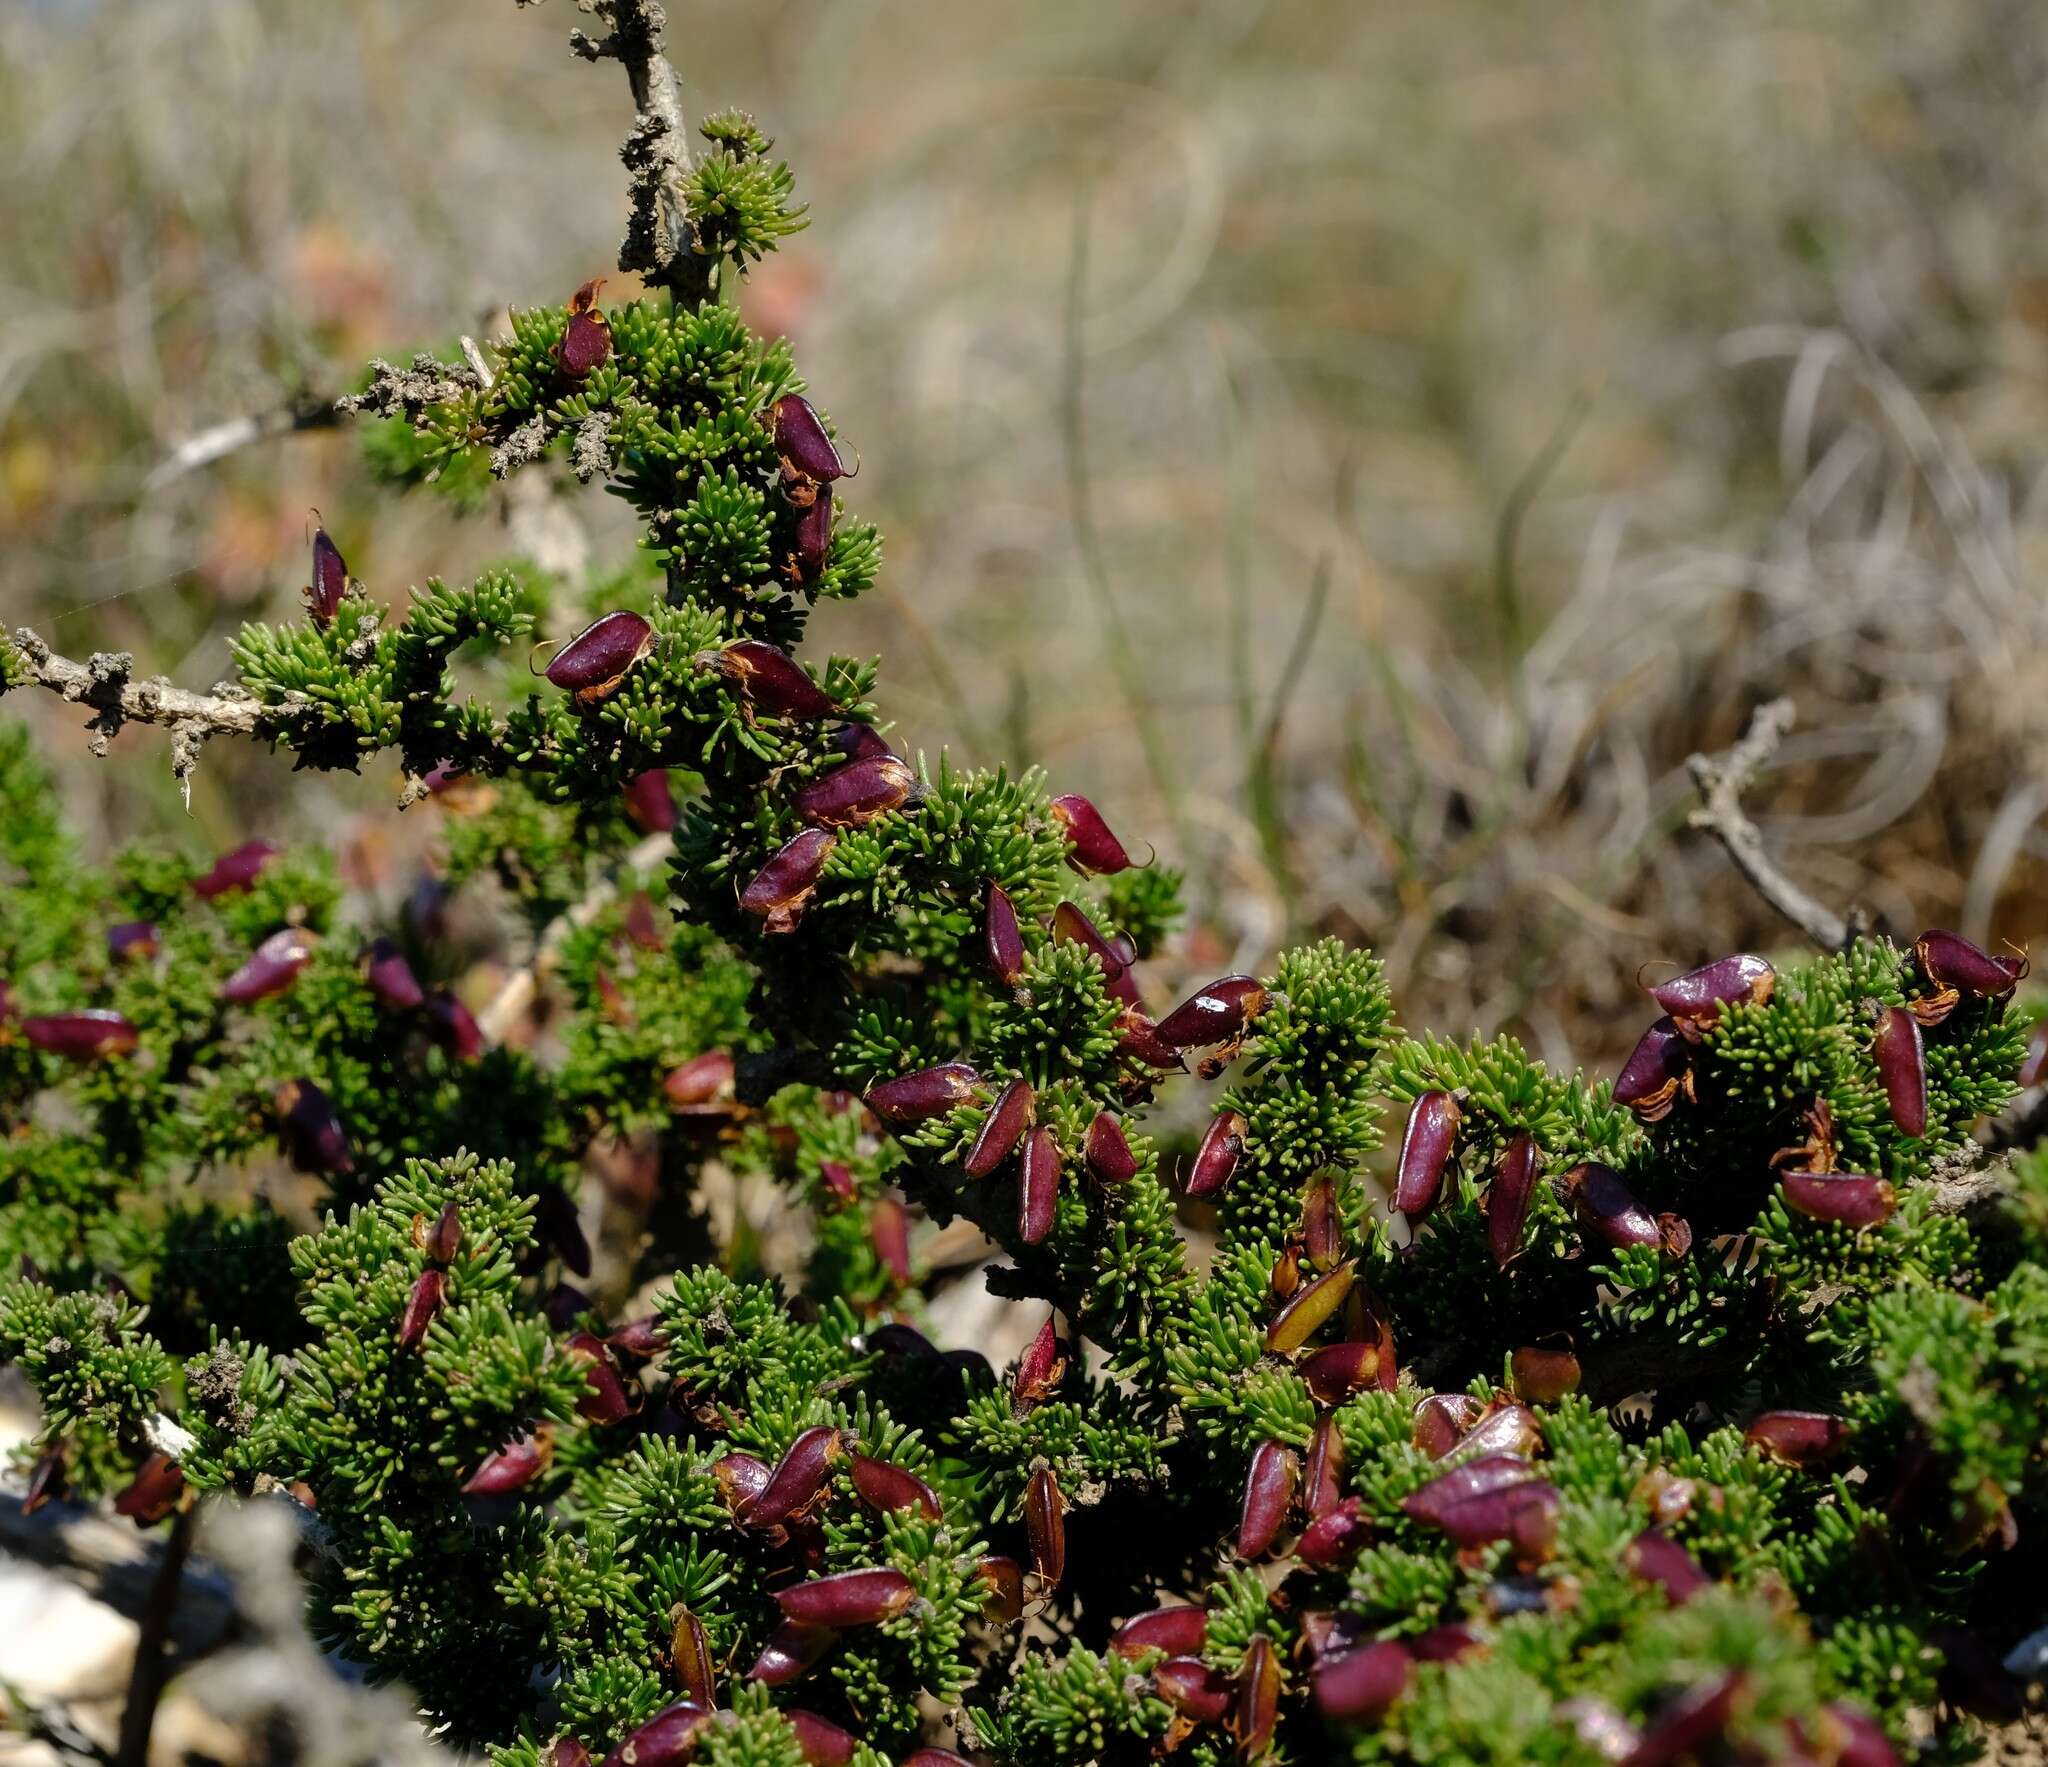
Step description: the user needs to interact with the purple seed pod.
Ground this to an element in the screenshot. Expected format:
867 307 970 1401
1402 1456 1539 1527
557 280 612 378
535 1186 592 1276
1011 1315 1067 1415
985 882 1026 987
1302 1341 1381 1406
1429 1481 1561 1554
1302 1415 1346 1517
1613 1017 1690 1121
1154 974 1270 1050
549 1741 591 1767
1186 1109 1249 1200
1913 929 2027 1021
219 927 318 1004
1155 1656 1233 1724
977 1555 1026 1622
1236 1634 1282 1758
597 1700 712 1767
1018 1126 1061 1245
1050 902 1144 1008
1116 1010 1187 1072
1820 1705 1901 1767
1297 1176 1343 1267
750 1426 845 1527
193 839 278 899
22 1010 140 1061
964 1078 1035 1178
870 1195 913 1285
608 1316 666 1362
112 1452 186 1526
1236 1441 1300 1559
1048 793 1132 876
817 1160 857 1208
1567 1163 1660 1250
849 1454 942 1520
1393 1091 1462 1217
1744 1409 1846 1467
1410 1624 1483 1664
1781 1171 1896 1230
866 1062 982 1125
1460 1401 1544 1460
1623 1527 1708 1603
1558 1697 1641 1763
622 890 666 953
1312 1640 1412 1724
624 768 678 833
546 610 654 703
411 1199 461 1265
740 829 838 933
796 755 919 829
704 639 839 720
1297 1496 1369 1567
830 722 893 764
1622 1672 1746 1767
1081 1111 1138 1186
462 1433 550 1495
566 1331 635 1426
712 1452 773 1520
397 1269 446 1351
307 523 351 625
787 482 835 585
787 1714 858 1767
777 1567 918 1629
669 1606 716 1707
1024 1465 1067 1590
1411 1393 1484 1459
773 394 851 484
1111 1605 1209 1661
364 939 426 1011
106 920 160 962
543 1283 592 1331
1871 1006 1927 1139
1264 1261 1354 1354
1649 954 1775 1038
277 1079 353 1176
1485 1132 1541 1269
665 1049 736 1108
749 1621 834 1687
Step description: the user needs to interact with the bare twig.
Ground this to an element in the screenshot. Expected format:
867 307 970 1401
141 394 342 494
113 1503 196 1767
1686 699 1863 951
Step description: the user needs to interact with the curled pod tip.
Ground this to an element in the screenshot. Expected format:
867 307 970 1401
976 1555 1026 1622
1411 1392 1484 1459
1648 953 1774 1036
557 288 612 379
1047 792 1132 875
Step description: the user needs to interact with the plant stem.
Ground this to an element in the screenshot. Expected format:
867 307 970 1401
114 1503 196 1767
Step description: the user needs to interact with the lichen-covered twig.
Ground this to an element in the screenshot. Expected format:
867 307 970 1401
142 394 343 494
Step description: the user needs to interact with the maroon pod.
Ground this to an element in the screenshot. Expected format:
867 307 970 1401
397 1268 447 1351
977 1556 1026 1622
106 920 160 962
1567 1163 1659 1251
1649 954 1774 1037
1186 1109 1249 1200
711 1452 772 1520
1301 1341 1380 1405
1781 1171 1895 1230
749 1622 834 1687
704 639 838 720
849 1453 942 1520
22 1010 139 1061
1312 1640 1412 1724
1485 1131 1541 1269
1024 1465 1067 1590
773 394 851 484
624 768 678 833
869 1196 912 1285
1018 1126 1061 1244
1083 1111 1139 1185
462 1434 550 1495
1411 1393 1483 1459
796 754 918 828
1402 1455 1539 1527
1913 928 2026 1022
1614 1017 1690 1121
786 1712 858 1767
1510 1346 1580 1403
555 279 612 378
740 828 837 933
1154 974 1270 1049
1235 1634 1282 1758
1297 1496 1369 1567
1048 793 1132 875
598 1701 712 1767
277 1079 353 1176
664 1050 736 1108
1744 1409 1846 1467
220 927 318 1004
1819 1705 1902 1767
1623 1672 1746 1767
1392 1091 1461 1217
113 1453 186 1526
364 939 426 1011
1116 1011 1186 1073
964 1078 1035 1177
1236 1441 1300 1559
1301 1414 1347 1516
1460 1400 1543 1460
776 1567 918 1628
426 990 485 1060
749 1425 844 1526
1623 1527 1708 1603
193 839 277 898
1011 1315 1067 1415
307 523 351 624
548 1741 591 1767
985 882 1026 987
866 1062 981 1125
566 1332 635 1425
1155 1657 1232 1723
1050 901 1143 1008
1871 1006 1927 1139
545 611 654 702
670 1607 717 1707
789 483 834 584
1111 1605 1209 1660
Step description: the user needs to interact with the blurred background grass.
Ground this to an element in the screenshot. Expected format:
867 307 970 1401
4 0 2047 1074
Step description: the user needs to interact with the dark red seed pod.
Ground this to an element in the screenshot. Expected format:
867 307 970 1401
546 611 654 704
1018 1126 1061 1245
1024 1465 1066 1590
106 920 160 962
1411 1392 1484 1458
1312 1640 1412 1724
773 394 851 484
1116 1010 1186 1072
426 990 485 1059
1235 1634 1282 1759
1819 1705 1901 1767
1402 1455 1539 1527
2021 1018 2048 1088
364 939 426 1011
557 280 612 378
1186 1109 1249 1200
705 639 839 720
750 1426 844 1527
964 1078 1035 1178
1428 1481 1561 1553
1781 1171 1895 1230
1871 1006 1927 1140
1299 1176 1344 1268
544 1283 592 1331
276 1079 352 1176
1236 1441 1300 1559
1297 1496 1369 1567
817 1160 857 1208
1047 793 1133 875
849 1454 942 1520
741 828 838 933
664 1049 736 1108
977 1555 1026 1622
598 1700 712 1767
1649 954 1775 1037
1613 1017 1690 1121
1301 1341 1381 1406
549 1739 591 1767
985 882 1026 987
1155 975 1270 1049
749 1621 834 1687
566 1331 635 1426
866 1062 982 1125
1462 1400 1543 1459
307 524 351 625
609 1316 667 1362
1269 1243 1302 1301
1082 1112 1139 1185
1623 1527 1708 1603
23 1010 140 1061
411 1200 461 1265
712 1452 773 1519
1510 1345 1580 1404
831 722 893 763
787 1712 858 1767
1393 1091 1462 1217
1485 1132 1541 1269
1155 1656 1233 1724
1111 1605 1209 1660
624 768 678 833
1558 1698 1641 1762
669 1606 716 1706
777 1566 917 1629
1567 1163 1659 1250
1744 1409 1847 1467
1011 1315 1067 1415
1410 1624 1484 1664
1622 1672 1746 1767
622 891 665 952
112 1452 185 1526
1301 1415 1346 1517
193 839 278 899
1264 1261 1353 1353
1051 902 1143 1008
397 1268 447 1351
462 1433 551 1495
796 755 918 829
870 1195 913 1285
1914 929 2027 1008
788 481 834 584
219 927 318 1004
